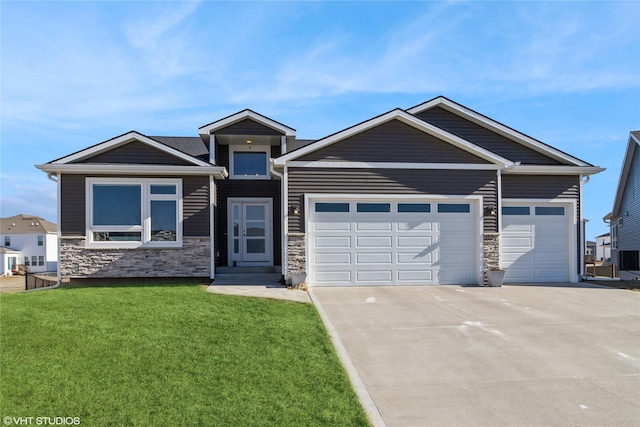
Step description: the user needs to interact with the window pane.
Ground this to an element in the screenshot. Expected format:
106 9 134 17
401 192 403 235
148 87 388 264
37 236 44 246
93 184 141 226
234 152 267 176
4 237 10 246
38 256 44 266
535 206 564 216
502 206 530 215
93 232 142 242
357 203 390 213
150 185 176 195
151 200 177 241
315 203 349 213
246 239 266 254
438 203 470 213
233 239 239 254
32 256 38 264
398 203 430 213
246 206 265 221
24 258 30 266
246 223 266 237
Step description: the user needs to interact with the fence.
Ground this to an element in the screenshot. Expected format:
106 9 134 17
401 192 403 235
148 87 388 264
25 271 58 290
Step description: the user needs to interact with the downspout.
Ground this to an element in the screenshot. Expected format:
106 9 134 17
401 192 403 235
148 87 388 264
28 173 62 291
580 174 590 279
210 175 215 281
269 160 287 282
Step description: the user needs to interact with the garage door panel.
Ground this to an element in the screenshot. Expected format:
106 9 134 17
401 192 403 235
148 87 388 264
504 268 534 280
315 271 352 283
397 236 433 247
502 252 532 262
397 252 433 263
398 270 433 282
315 221 351 231
439 251 473 264
315 253 351 265
502 237 532 247
356 236 392 247
356 252 392 264
439 269 474 284
397 221 433 231
315 236 351 248
439 236 477 249
535 268 567 279
533 252 567 262
356 222 392 231
502 224 532 232
438 220 475 233
357 270 392 282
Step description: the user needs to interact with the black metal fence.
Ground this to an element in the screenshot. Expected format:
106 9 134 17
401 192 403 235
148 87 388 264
25 271 58 290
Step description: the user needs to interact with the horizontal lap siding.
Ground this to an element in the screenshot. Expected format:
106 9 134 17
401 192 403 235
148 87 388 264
288 168 497 233
618 146 640 251
73 141 193 165
60 174 211 237
297 119 490 164
215 119 284 135
417 107 564 165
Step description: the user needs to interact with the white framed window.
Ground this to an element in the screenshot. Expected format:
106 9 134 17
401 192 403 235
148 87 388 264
229 145 270 180
37 235 44 246
4 236 10 246
86 178 182 248
611 222 618 250
24 257 30 266
38 256 44 266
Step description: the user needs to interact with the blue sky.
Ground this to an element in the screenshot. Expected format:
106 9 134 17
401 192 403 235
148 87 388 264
1 0 639 241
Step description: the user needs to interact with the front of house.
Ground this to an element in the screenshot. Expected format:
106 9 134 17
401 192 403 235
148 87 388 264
36 97 603 286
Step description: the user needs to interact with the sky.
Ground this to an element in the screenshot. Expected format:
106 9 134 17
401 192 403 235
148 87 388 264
1 0 639 242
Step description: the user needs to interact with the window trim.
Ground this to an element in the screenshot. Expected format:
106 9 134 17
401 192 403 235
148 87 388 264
229 145 271 180
4 236 10 246
86 177 183 248
37 235 44 246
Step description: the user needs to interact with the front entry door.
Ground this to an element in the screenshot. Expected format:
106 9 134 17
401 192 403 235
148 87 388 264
229 199 272 265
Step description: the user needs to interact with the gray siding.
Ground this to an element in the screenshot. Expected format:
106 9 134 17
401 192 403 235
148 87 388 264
502 174 582 272
60 174 211 237
288 168 497 233
417 107 565 165
297 119 490 164
215 118 284 136
216 180 281 267
73 141 193 165
617 144 640 252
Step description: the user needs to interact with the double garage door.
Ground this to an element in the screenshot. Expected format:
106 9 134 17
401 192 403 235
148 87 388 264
308 198 481 286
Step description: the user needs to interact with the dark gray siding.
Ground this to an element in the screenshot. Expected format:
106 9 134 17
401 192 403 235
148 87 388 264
288 168 497 233
216 145 280 169
618 144 640 252
297 119 490 164
217 180 281 267
73 141 193 165
215 119 284 136
417 107 565 165
502 174 581 272
60 175 211 237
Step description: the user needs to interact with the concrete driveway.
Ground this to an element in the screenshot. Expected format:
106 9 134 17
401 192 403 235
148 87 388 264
311 283 640 426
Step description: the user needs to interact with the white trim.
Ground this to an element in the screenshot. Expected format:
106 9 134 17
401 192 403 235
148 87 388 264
229 145 271 180
286 161 501 170
210 135 216 165
407 97 591 167
501 198 578 283
56 173 62 285
198 109 295 137
226 198 273 267
304 193 484 286
496 170 503 235
280 135 286 156
85 177 183 249
503 165 605 175
36 164 228 178
210 175 215 280
609 132 638 217
283 165 289 278
274 109 514 167
51 132 213 167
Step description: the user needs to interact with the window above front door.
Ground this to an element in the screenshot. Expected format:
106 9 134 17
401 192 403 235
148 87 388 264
229 145 270 179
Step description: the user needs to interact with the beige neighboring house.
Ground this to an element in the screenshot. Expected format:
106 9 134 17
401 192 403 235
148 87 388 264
0 214 58 275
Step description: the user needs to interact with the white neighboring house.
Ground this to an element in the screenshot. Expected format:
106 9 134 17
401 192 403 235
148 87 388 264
595 232 611 263
0 214 58 274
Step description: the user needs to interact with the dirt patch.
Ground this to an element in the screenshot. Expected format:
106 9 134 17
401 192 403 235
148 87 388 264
587 280 640 292
0 276 25 293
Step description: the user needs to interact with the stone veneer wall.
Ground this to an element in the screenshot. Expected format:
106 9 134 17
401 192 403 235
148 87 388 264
483 232 500 283
60 236 211 278
287 233 306 282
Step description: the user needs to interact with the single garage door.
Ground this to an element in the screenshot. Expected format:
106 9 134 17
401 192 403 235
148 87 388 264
308 198 479 286
501 203 571 282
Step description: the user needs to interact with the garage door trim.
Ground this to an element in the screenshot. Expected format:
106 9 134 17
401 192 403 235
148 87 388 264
305 193 484 286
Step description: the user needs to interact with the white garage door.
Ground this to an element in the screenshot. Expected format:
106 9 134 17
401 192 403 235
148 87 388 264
501 203 572 282
308 198 479 286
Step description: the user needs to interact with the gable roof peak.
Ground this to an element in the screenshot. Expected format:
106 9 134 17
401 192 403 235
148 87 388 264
198 109 295 137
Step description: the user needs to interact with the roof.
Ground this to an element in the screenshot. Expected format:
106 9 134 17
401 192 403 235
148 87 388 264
607 131 640 218
198 109 296 137
149 136 209 160
1 214 57 234
0 247 21 254
596 232 611 238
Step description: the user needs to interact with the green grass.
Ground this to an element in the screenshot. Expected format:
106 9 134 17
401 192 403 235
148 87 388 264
0 284 369 426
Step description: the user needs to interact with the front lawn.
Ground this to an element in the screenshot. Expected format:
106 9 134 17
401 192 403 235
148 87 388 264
0 284 369 426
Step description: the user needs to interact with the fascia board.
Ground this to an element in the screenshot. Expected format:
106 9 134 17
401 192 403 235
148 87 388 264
198 110 296 137
502 165 606 175
275 109 513 167
408 97 590 167
51 132 212 167
610 133 639 216
35 163 229 179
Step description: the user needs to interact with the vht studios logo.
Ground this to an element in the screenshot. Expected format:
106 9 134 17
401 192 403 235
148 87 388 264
3 417 80 425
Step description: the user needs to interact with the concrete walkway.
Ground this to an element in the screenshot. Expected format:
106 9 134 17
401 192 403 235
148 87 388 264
312 283 640 427
206 283 311 303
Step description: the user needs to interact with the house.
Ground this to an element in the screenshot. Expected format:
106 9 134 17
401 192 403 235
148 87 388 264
604 131 640 279
595 233 611 263
0 214 58 274
585 240 596 263
36 96 604 286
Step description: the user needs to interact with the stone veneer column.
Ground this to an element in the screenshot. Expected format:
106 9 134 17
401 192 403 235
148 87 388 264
59 236 211 278
483 232 500 284
286 233 306 283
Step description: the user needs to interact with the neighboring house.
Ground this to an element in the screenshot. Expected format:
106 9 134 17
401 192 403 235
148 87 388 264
604 131 640 279
595 233 611 263
36 96 604 286
585 240 596 263
0 214 58 274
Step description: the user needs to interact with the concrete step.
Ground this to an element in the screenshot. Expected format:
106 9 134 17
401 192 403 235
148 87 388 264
211 273 283 286
216 266 281 274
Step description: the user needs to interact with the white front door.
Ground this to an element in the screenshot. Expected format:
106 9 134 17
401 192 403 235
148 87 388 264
229 199 272 266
